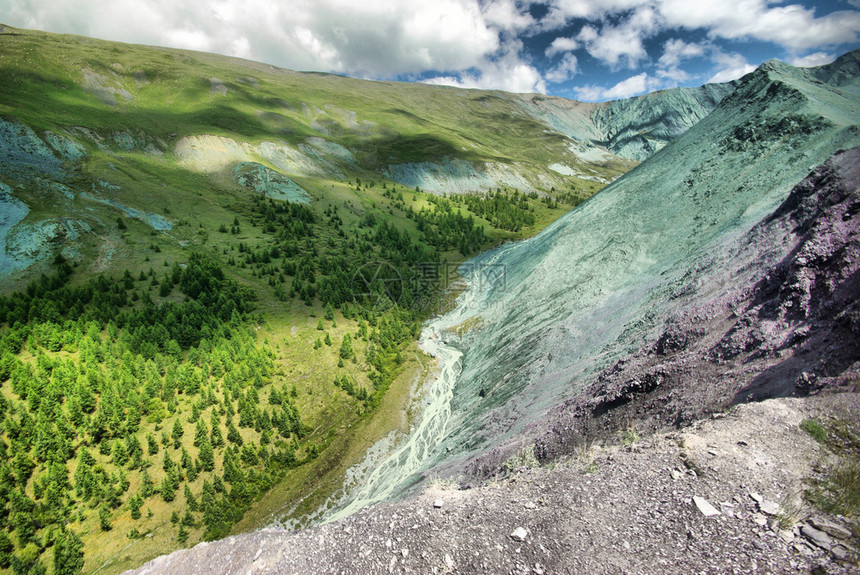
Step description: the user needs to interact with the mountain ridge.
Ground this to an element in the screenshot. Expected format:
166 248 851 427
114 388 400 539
417 49 860 484
0 24 858 575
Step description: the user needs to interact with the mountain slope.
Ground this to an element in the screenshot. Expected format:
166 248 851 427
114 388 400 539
415 51 860 479
0 24 737 282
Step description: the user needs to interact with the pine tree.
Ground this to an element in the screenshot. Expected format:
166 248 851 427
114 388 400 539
227 421 243 446
147 433 159 455
99 505 112 531
0 531 11 569
339 333 353 359
194 418 208 447
172 418 184 449
129 495 142 520
53 530 84 575
198 438 215 471
184 484 199 512
181 508 195 527
160 475 175 502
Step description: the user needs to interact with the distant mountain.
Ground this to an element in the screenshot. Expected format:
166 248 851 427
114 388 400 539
0 24 736 283
515 81 737 162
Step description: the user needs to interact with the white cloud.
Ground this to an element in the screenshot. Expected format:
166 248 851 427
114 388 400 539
541 0 649 29
658 38 705 68
424 40 547 93
576 23 646 69
602 72 654 98
656 38 706 83
546 53 579 82
481 0 535 31
1 0 507 77
541 0 860 53
707 51 757 83
546 36 579 57
575 72 661 101
789 51 837 67
657 0 860 52
575 5 662 69
424 62 546 93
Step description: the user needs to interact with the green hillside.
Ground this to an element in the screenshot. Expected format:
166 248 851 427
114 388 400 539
0 25 630 575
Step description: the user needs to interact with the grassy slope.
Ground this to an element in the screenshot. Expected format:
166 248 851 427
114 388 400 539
0 25 623 575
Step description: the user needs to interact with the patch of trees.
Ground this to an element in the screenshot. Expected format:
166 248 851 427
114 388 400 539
406 196 486 255
454 189 535 232
0 257 310 570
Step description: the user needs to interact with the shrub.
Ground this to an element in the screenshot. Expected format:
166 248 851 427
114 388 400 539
800 418 827 443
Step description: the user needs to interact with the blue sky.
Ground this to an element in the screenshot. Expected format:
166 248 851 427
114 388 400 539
2 0 859 100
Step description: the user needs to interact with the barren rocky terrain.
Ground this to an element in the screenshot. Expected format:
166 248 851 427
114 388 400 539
127 394 858 574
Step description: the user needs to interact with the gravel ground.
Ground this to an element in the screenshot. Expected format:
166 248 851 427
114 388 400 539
127 394 859 575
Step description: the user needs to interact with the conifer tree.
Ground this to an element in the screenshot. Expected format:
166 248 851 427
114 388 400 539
172 419 184 449
53 530 84 575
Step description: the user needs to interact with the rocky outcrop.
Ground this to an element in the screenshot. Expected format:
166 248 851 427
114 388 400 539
593 82 738 161
527 147 860 465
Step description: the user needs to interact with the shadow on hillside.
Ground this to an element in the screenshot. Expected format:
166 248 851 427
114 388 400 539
729 266 860 405
357 132 480 167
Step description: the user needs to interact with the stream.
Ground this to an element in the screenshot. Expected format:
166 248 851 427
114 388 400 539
312 243 518 524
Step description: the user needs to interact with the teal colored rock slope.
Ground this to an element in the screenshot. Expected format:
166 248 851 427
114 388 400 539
425 51 860 475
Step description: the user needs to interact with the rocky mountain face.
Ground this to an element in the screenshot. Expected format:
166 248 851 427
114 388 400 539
516 81 737 162
423 52 860 482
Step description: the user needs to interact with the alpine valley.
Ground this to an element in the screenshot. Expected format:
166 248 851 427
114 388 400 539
0 24 858 575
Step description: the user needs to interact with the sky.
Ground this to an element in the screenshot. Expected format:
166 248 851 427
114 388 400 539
2 0 859 101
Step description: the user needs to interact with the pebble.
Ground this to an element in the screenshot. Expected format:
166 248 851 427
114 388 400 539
801 525 833 550
759 500 780 516
433 499 444 509
778 530 795 542
808 517 852 540
510 527 529 542
692 496 720 517
719 502 735 517
793 542 814 556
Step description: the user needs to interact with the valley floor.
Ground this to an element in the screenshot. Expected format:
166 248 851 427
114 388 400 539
127 392 859 574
